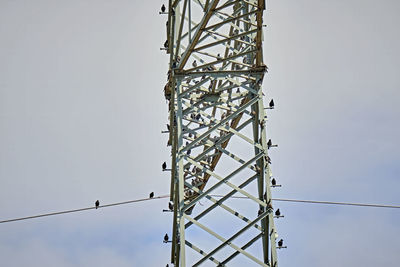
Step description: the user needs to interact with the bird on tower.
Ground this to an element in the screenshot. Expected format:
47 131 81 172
267 139 272 149
269 99 274 109
150 192 154 198
271 178 276 186
275 209 281 216
161 4 166 13
164 233 169 243
162 162 167 171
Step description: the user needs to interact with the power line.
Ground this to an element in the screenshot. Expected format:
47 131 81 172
0 195 169 224
211 195 400 209
0 195 398 224
272 198 400 209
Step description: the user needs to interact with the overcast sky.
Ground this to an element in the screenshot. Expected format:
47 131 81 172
0 0 399 266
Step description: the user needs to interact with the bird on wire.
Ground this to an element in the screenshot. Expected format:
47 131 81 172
150 192 154 198
95 200 100 209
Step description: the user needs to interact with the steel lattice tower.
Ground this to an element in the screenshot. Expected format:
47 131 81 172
162 1 279 266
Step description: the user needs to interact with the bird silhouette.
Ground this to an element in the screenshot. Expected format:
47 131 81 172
271 178 276 186
164 40 168 49
164 233 169 243
162 162 167 171
192 60 197 68
161 4 166 13
278 239 283 247
267 139 272 149
168 202 173 211
150 192 154 198
95 200 99 209
269 99 274 109
275 209 281 216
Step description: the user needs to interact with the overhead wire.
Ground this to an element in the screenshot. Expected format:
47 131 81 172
211 195 400 209
0 195 169 224
0 194 399 224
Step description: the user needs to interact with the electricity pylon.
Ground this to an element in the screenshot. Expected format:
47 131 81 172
163 1 279 266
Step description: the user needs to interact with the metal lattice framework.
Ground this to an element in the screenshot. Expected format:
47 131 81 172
163 0 279 266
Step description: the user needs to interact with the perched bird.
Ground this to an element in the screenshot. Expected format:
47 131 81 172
275 209 281 216
278 239 283 247
258 209 263 216
150 192 154 198
161 4 166 13
271 178 276 186
164 40 168 49
192 60 197 68
187 149 191 155
168 202 173 211
95 200 100 209
164 234 169 243
162 161 167 171
267 139 272 149
269 99 274 109
166 264 169 267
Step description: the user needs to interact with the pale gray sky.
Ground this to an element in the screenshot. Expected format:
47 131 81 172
0 0 399 266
